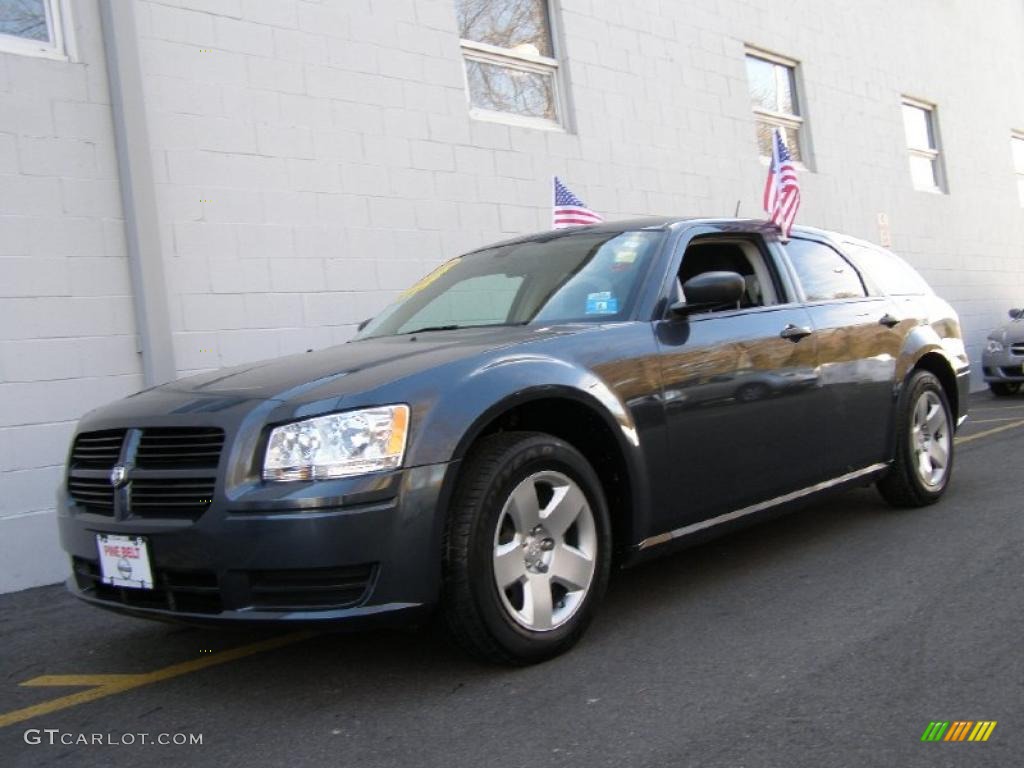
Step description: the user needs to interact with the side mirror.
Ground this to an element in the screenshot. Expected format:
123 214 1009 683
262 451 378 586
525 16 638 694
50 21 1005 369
1010 308 1023 320
357 317 373 331
670 271 746 315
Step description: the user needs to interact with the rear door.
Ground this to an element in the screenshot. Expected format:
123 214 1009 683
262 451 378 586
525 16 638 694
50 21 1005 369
779 236 902 475
652 229 826 534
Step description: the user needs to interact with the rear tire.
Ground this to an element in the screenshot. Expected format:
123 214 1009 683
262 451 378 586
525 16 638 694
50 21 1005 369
989 382 1021 397
877 370 954 508
442 431 611 665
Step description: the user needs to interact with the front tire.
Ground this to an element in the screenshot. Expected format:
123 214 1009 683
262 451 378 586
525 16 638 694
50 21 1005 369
989 382 1021 397
877 370 954 508
442 432 611 665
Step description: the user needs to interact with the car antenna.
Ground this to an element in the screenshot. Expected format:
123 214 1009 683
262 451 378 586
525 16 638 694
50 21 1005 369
734 200 741 217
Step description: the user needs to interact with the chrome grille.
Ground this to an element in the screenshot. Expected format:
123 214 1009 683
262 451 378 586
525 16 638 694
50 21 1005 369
130 478 216 519
136 428 224 469
1010 342 1024 356
66 427 225 520
70 430 126 468
67 476 115 516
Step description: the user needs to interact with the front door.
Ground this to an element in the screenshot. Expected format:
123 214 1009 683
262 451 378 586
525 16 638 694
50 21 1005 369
652 232 826 536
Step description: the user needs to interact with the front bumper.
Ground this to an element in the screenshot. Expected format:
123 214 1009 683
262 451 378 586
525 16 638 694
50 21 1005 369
58 462 456 628
981 350 1024 383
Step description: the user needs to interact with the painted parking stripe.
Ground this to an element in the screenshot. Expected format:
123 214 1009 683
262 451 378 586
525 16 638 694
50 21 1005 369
955 418 1024 445
0 631 314 729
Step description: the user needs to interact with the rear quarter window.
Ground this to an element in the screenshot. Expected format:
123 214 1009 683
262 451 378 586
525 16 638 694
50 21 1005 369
841 242 933 296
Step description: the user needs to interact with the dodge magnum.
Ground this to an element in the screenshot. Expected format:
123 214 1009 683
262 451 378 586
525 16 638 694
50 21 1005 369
58 218 970 664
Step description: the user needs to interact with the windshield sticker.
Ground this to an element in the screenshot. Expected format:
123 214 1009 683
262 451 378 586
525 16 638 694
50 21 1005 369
585 292 618 315
399 257 461 299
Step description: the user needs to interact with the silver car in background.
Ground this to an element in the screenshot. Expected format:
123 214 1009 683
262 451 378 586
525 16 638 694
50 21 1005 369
982 308 1024 396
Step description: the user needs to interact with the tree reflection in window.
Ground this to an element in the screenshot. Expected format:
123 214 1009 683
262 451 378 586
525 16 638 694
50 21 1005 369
465 59 555 120
455 0 553 57
0 0 49 41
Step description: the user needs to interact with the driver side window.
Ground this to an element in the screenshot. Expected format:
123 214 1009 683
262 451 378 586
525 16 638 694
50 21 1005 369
676 237 782 311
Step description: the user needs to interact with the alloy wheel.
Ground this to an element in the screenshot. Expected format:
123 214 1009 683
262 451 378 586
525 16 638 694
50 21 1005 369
492 471 597 632
911 390 950 488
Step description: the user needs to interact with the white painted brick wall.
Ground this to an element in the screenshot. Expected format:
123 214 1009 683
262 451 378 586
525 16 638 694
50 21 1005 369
0 0 142 591
3 0 1024 591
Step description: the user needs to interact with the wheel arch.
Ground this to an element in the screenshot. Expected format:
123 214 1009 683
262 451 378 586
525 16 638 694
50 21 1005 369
451 387 643 559
908 350 960 421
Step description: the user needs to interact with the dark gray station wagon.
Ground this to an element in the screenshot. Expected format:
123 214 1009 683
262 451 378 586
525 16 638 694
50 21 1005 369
59 218 970 664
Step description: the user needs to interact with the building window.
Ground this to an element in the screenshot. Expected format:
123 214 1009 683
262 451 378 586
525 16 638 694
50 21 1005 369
454 0 565 130
1012 132 1024 208
744 48 805 164
0 0 68 58
901 98 944 192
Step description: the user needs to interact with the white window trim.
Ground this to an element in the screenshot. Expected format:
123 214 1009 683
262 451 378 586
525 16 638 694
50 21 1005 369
901 97 945 194
0 0 73 60
744 46 809 168
457 1 567 132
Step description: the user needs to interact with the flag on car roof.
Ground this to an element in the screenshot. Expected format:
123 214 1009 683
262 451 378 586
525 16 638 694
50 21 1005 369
763 128 801 239
552 177 603 229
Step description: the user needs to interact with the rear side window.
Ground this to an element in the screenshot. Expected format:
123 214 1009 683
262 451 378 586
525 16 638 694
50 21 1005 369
784 239 867 301
841 242 933 296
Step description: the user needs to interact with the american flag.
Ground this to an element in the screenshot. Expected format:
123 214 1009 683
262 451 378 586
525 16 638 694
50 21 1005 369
552 177 603 229
762 128 801 239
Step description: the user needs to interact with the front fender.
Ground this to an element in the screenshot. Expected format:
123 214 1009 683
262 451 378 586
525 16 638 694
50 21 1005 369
407 352 639 463
404 351 655 547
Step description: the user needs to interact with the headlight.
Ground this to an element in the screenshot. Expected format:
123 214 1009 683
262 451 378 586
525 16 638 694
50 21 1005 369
985 339 1004 354
263 405 409 481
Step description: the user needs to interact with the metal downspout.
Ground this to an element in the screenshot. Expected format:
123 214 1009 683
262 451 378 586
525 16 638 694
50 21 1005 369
98 0 175 386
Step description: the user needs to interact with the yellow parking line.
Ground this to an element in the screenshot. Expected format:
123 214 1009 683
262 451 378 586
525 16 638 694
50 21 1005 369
0 631 314 729
956 418 1024 446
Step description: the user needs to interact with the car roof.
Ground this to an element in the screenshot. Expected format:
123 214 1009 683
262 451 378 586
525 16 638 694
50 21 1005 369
466 217 846 254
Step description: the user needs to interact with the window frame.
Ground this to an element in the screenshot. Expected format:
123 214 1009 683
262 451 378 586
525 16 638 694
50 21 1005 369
1012 131 1024 208
901 96 946 194
0 0 73 60
456 0 568 132
743 46 809 168
781 236 871 305
658 231 798 322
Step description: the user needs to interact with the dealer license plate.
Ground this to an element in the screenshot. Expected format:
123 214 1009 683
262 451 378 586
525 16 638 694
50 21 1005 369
96 534 154 590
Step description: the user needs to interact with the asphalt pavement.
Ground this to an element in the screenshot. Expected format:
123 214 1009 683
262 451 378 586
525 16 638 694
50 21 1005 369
2 392 1022 768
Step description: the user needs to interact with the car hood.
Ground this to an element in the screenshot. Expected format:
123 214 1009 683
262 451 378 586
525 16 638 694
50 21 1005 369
993 319 1024 343
127 325 583 409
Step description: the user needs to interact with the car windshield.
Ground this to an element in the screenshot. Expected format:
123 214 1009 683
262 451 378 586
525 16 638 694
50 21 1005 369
355 230 664 339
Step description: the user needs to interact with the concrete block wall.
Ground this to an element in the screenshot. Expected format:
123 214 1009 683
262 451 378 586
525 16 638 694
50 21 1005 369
132 0 1023 379
0 0 142 591
2 0 1022 590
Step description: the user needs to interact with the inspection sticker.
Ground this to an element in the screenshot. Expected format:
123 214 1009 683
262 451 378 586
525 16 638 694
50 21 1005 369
97 534 154 590
585 291 618 315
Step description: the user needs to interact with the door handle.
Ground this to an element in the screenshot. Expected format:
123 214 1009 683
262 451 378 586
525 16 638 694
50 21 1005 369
878 313 900 328
779 324 812 342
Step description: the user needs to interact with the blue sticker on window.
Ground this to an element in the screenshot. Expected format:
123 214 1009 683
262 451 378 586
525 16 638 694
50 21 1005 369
585 291 618 315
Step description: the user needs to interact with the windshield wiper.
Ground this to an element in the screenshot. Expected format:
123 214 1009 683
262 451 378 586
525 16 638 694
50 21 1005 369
400 321 530 336
403 324 462 334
